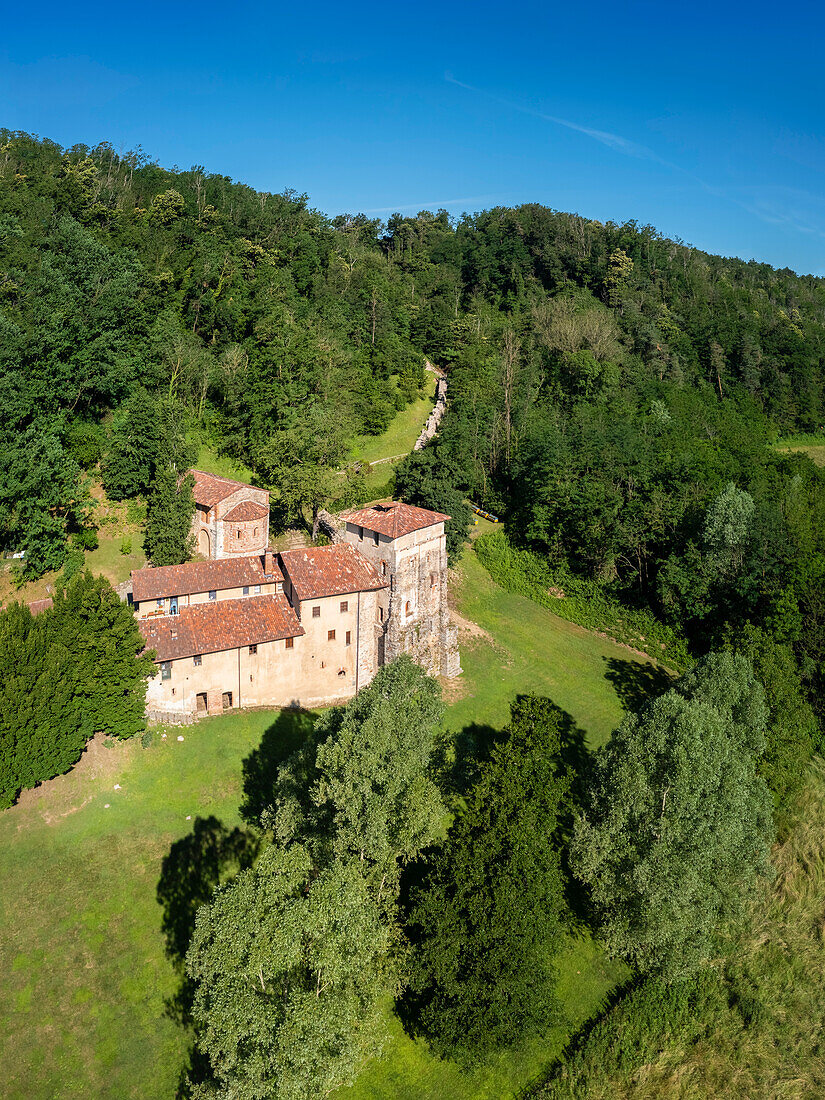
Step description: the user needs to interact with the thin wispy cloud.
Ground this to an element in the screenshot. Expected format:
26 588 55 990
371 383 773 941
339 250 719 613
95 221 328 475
445 71 825 247
444 72 670 165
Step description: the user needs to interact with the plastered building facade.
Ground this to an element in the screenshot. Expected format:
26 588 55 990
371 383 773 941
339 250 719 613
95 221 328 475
135 476 459 721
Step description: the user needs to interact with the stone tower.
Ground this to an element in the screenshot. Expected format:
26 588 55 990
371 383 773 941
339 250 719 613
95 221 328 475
337 502 461 678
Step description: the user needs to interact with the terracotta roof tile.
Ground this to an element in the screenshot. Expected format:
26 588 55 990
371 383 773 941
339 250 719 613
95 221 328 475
223 500 269 522
190 469 265 508
139 594 303 662
132 553 282 603
27 597 53 616
280 543 387 601
340 501 450 539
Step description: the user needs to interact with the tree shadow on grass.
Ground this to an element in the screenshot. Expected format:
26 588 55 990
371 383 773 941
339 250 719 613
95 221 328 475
239 707 317 825
603 656 675 716
157 815 261 1096
158 710 319 1097
436 721 501 798
157 815 260 970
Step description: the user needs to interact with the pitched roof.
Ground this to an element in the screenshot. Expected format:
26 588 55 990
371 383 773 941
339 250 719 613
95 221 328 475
132 553 282 603
279 543 387 601
189 469 265 508
340 501 450 539
28 597 53 616
223 500 269 522
139 594 303 662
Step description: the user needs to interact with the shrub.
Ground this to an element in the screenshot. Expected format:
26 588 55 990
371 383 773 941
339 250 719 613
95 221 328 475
475 530 690 668
120 536 133 555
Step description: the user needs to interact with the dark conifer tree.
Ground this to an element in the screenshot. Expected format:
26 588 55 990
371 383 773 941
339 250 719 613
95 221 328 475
144 467 195 566
404 695 570 1060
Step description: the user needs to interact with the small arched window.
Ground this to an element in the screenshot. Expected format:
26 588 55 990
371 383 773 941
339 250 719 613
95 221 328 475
405 600 412 618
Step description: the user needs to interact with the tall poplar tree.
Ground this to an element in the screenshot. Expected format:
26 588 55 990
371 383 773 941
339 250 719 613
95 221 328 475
572 651 774 976
185 657 446 1098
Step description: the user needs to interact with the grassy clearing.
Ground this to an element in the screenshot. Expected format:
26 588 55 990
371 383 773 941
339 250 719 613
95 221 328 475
0 541 659 1099
773 435 825 467
0 486 145 608
195 442 257 482
349 384 435 466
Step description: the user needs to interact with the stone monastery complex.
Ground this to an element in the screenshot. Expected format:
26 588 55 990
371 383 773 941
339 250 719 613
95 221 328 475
131 470 461 719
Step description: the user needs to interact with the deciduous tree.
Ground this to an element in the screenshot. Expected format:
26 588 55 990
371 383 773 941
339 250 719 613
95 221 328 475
572 651 774 976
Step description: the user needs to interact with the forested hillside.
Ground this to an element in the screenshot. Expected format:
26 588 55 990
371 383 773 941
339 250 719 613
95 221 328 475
3 128 824 711
4 129 825 1100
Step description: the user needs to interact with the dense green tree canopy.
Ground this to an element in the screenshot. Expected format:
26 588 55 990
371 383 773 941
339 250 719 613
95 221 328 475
405 696 570 1060
572 651 774 976
0 571 154 807
186 845 395 1100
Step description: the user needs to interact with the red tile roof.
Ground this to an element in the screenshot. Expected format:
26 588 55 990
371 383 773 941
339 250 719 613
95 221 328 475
223 500 269 522
279 543 387 601
340 501 450 539
138 594 303 662
132 553 282 603
190 469 265 508
28 597 54 616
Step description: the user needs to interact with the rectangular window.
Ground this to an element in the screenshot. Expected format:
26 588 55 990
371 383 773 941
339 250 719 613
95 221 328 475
346 630 351 646
243 586 249 596
237 528 242 538
276 581 283 593
430 572 437 588
285 637 294 649
249 644 257 655
161 661 171 681
156 598 163 608
358 526 364 540
373 531 379 546
254 528 258 537
312 606 321 618
379 607 384 622
254 585 261 594
340 600 348 613
193 654 202 667
328 629 336 641
381 561 387 576
208 590 217 601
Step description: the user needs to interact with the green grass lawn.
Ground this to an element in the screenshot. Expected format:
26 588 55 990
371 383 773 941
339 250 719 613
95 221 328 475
195 442 257 482
349 384 436 466
0 542 661 1100
772 434 825 467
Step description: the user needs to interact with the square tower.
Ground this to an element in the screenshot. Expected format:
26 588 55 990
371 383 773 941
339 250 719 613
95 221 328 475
338 502 461 677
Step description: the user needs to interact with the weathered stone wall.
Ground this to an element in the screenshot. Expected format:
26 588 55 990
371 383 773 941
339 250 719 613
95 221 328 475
339 521 460 679
414 372 448 451
222 516 267 556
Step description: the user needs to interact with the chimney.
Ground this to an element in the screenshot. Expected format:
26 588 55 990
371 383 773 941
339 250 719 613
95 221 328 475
264 548 275 576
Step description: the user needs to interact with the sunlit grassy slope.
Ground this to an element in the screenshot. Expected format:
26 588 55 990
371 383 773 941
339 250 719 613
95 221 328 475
773 434 825 467
0 542 657 1100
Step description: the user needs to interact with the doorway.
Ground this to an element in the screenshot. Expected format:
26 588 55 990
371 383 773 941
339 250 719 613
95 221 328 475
222 691 233 710
196 692 207 714
198 528 211 557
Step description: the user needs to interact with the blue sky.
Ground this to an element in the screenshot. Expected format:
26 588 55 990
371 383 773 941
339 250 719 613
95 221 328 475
3 0 825 273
